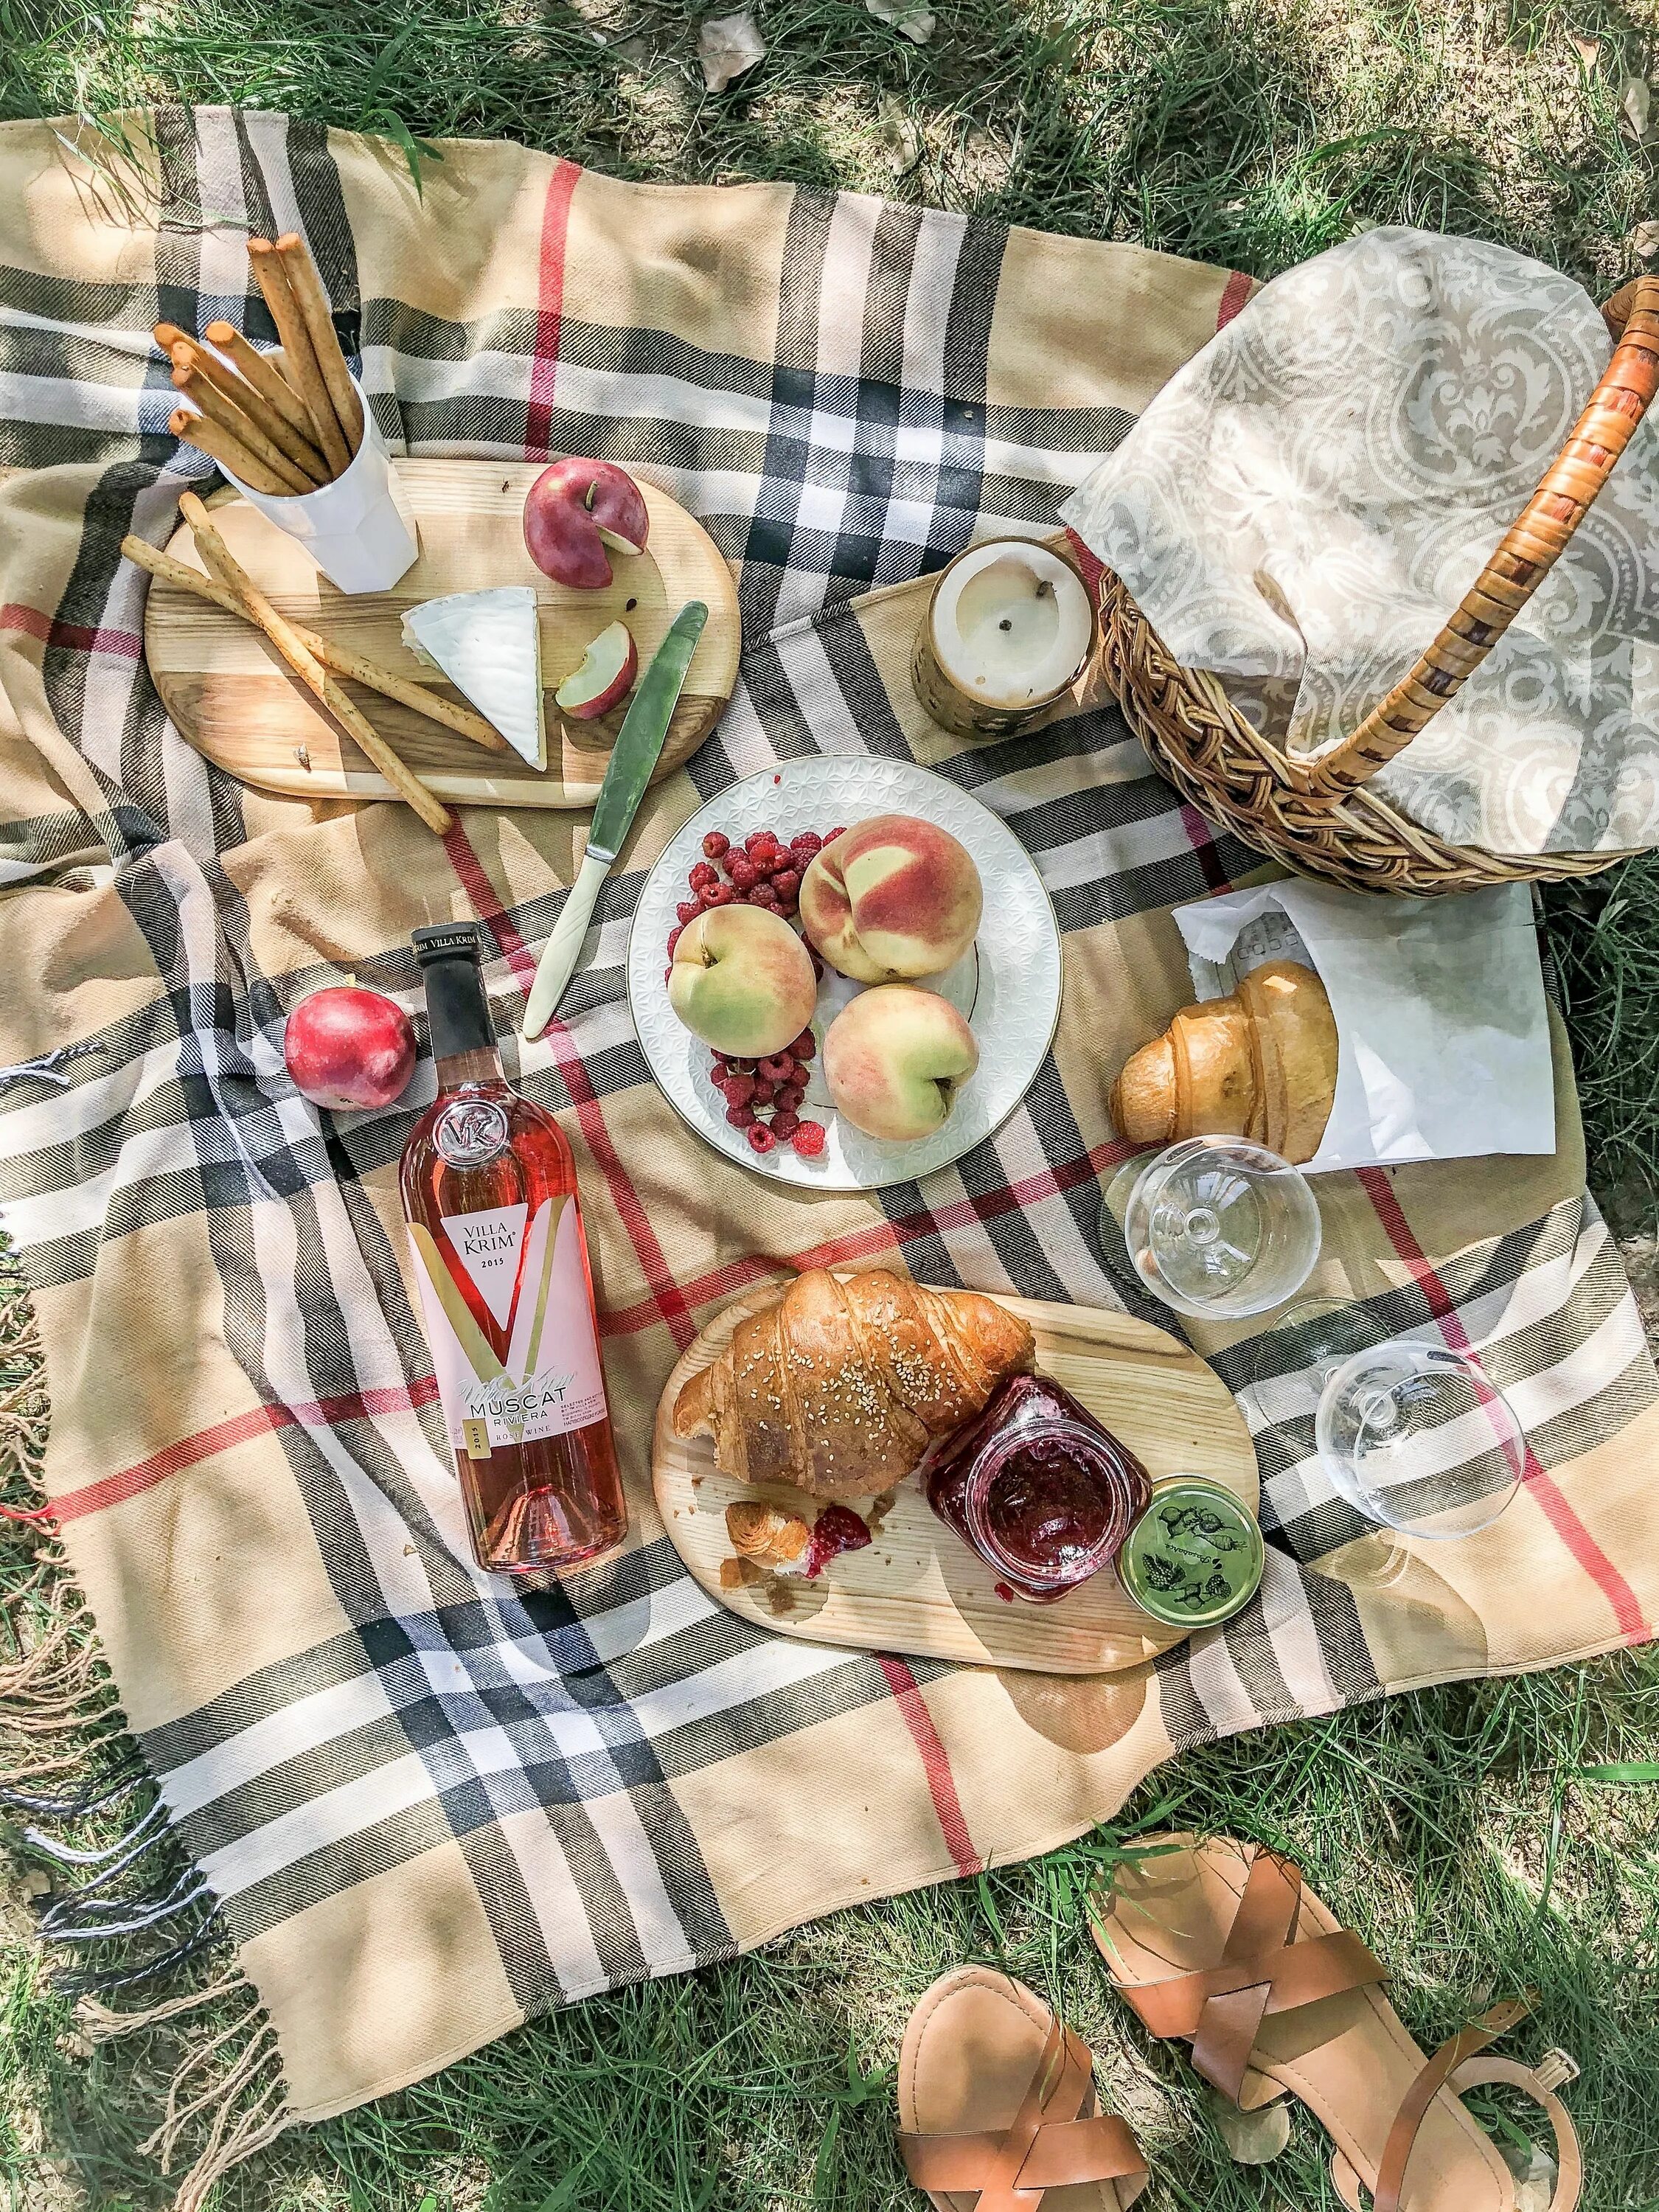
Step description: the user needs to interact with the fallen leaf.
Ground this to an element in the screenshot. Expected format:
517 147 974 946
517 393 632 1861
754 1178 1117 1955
1568 31 1599 69
699 10 766 91
1620 74 1652 137
1206 2087 1292 2164
1632 218 1659 258
866 0 936 43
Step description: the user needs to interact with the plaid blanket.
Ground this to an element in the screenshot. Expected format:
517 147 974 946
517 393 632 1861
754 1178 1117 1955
2 106 1658 2138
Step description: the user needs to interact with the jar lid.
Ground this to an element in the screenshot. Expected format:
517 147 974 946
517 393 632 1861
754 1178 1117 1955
1119 1478 1265 1630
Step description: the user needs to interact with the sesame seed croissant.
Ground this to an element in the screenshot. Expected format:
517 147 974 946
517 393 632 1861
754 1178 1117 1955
672 1267 1034 1502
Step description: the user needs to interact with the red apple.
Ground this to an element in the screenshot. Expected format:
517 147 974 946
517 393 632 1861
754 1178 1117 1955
524 459 650 588
284 987 417 1111
555 621 638 720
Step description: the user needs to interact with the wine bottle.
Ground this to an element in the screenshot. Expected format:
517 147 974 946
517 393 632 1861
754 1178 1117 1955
400 923 627 1575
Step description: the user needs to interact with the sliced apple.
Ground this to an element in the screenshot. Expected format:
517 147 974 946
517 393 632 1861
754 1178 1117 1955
524 459 650 588
554 621 638 720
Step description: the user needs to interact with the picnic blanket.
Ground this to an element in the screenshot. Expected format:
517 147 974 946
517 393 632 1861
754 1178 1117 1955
3 105 1658 2174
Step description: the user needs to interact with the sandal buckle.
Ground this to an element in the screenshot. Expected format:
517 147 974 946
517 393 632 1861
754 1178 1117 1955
1534 2048 1579 2093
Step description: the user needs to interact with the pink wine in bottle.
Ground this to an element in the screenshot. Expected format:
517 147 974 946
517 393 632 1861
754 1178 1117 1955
400 923 627 1575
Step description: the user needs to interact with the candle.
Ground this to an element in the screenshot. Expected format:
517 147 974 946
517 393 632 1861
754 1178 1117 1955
913 538 1096 740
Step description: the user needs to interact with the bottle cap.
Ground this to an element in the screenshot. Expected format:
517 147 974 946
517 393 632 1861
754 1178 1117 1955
412 922 484 967
411 925 495 1059
1118 1477 1265 1630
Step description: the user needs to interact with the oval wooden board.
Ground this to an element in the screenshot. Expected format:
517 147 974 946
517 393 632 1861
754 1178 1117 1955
653 1281 1259 1674
145 459 742 810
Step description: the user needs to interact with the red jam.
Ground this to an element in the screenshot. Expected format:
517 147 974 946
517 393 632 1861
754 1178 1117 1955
804 1503 872 1578
924 1374 1150 1603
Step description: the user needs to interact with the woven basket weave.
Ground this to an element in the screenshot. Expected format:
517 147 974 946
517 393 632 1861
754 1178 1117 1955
1099 275 1659 897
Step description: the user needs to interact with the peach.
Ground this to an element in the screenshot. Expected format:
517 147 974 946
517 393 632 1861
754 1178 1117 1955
799 813 982 982
823 985 978 1141
668 904 817 1059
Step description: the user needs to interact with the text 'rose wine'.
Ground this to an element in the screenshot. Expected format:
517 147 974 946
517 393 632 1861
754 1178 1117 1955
400 923 627 1575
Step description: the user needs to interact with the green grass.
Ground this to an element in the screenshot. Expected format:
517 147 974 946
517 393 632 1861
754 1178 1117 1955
4 3 1659 2206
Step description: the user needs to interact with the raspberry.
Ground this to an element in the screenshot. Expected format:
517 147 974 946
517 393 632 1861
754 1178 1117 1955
773 868 800 900
776 894 799 919
667 925 684 956
822 825 846 845
771 1109 801 1140
790 1030 816 1060
728 855 759 891
790 830 823 862
758 1053 795 1084
790 1120 827 1157
746 1121 777 1153
722 1073 757 1107
664 966 672 984
689 860 718 891
675 899 700 925
751 877 780 902
726 1102 756 1128
744 828 773 855
776 1082 805 1113
709 1056 729 1082
701 882 734 906
749 1078 775 1107
702 830 730 860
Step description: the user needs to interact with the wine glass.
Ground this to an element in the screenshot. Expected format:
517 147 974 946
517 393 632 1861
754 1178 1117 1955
1099 1137 1322 1321
1315 1339 1524 1542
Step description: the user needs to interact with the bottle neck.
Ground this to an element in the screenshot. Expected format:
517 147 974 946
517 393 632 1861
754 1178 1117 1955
434 1044 505 1092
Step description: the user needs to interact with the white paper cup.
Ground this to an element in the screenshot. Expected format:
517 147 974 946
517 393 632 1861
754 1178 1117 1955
218 371 417 594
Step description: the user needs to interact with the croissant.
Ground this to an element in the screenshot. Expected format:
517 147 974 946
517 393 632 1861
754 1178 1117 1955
673 1267 1034 1503
1109 959 1338 1166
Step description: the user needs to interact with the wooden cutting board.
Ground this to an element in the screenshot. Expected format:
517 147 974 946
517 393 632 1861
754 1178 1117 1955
652 1282 1259 1675
144 459 742 810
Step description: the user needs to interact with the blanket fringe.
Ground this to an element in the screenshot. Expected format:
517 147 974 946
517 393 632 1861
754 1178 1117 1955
1 1241 291 2204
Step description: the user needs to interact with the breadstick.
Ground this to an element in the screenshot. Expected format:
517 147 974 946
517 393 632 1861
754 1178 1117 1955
247 239 351 477
181 500 456 834
170 408 293 498
153 321 193 356
203 321 323 447
178 493 452 835
172 366 316 495
274 233 365 457
171 337 329 484
120 534 507 752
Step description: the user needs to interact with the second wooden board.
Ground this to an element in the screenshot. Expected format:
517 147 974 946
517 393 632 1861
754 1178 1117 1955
144 459 742 809
653 1281 1259 1674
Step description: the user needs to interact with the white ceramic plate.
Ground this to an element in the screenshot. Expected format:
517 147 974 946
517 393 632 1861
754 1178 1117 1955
626 757 1063 1191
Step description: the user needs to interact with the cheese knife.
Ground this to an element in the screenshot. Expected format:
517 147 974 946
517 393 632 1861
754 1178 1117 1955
521 599 709 1042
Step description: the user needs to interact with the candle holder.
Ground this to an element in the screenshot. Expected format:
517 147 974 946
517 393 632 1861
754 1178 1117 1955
911 537 1098 741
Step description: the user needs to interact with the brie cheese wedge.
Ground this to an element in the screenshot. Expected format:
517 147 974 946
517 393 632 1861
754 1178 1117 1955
400 588 546 770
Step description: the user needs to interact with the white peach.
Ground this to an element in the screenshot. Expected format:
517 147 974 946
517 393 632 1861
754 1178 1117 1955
668 904 817 1059
823 985 978 1141
799 813 982 983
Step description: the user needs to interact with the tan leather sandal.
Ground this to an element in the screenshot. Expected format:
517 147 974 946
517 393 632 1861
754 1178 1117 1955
897 1967 1150 2211
1089 1834 1582 2212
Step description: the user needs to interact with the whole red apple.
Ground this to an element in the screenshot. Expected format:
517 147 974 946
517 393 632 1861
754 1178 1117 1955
524 459 650 588
284 987 417 1111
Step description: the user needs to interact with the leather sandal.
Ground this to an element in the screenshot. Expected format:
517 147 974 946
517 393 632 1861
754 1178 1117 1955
897 1967 1150 2211
1089 1834 1582 2212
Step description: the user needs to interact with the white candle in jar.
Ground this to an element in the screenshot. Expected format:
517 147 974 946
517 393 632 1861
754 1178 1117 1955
928 540 1094 710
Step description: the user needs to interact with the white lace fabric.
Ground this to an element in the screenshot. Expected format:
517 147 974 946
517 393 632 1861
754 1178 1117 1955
1062 227 1659 858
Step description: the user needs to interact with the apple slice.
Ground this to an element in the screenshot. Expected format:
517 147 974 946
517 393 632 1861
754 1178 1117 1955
554 621 639 720
524 459 650 588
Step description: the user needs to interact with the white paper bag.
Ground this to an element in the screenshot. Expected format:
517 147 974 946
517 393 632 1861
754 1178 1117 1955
1171 881 1555 1172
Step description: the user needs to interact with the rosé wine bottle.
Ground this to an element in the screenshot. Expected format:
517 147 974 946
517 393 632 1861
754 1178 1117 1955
400 923 627 1575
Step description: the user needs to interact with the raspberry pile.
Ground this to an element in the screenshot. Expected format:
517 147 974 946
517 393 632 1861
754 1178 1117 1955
664 821 847 1161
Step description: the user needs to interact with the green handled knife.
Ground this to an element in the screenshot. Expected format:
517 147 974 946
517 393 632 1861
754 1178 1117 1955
522 599 709 1042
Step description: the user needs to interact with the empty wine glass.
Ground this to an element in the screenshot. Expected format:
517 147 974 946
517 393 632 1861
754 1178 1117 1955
1100 1137 1321 1321
1315 1339 1524 1541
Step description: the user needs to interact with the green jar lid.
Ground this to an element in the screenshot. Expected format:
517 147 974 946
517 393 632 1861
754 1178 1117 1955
1119 1478 1265 1630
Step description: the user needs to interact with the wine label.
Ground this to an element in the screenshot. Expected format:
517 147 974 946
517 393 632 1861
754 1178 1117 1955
407 1195 608 1455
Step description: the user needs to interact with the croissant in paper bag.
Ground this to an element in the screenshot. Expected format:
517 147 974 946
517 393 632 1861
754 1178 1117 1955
672 1267 1034 1502
1109 959 1338 1166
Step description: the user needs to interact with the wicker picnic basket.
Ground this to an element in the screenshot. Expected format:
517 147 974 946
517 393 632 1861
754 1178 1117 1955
1098 274 1659 896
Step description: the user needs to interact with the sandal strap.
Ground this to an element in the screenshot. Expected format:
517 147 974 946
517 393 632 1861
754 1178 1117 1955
1121 1851 1387 2105
898 2014 1147 2211
1373 1994 1553 2212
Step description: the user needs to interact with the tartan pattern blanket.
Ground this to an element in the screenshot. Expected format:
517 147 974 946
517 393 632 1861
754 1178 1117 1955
1 105 1657 2132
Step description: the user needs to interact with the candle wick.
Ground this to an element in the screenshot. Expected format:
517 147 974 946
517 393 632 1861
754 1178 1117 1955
1034 580 1053 599
998 617 1012 632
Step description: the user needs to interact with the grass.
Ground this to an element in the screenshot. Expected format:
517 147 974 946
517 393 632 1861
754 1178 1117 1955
3 1 1659 2206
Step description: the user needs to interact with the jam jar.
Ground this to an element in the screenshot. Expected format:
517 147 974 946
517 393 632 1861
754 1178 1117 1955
925 1372 1152 1602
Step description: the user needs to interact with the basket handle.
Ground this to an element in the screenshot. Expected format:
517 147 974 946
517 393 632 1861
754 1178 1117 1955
1291 274 1659 804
